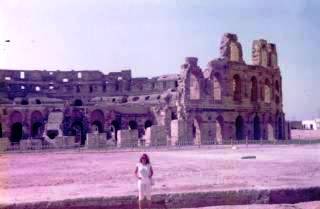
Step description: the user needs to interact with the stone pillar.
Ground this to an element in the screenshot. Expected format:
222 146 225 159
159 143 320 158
170 120 192 145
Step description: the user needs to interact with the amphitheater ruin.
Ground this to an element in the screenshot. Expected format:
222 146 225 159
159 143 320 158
0 33 290 150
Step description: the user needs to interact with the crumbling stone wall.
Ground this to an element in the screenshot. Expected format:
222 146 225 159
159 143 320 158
0 33 287 148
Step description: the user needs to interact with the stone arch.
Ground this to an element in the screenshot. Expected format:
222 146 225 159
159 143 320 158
235 115 245 140
189 73 200 100
267 116 274 140
216 115 224 143
111 120 121 142
230 42 240 62
128 120 138 130
233 74 241 101
253 115 261 140
144 120 153 129
73 99 83 106
213 73 222 101
71 120 86 145
192 117 201 145
251 76 258 102
264 79 271 103
10 122 23 143
31 111 44 138
10 111 23 124
276 112 284 140
90 109 105 133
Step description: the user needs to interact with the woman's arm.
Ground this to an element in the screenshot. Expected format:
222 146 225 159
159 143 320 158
135 166 141 179
149 165 154 178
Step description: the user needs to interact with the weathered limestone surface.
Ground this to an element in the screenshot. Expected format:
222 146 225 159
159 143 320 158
117 130 139 147
0 138 10 152
145 125 167 146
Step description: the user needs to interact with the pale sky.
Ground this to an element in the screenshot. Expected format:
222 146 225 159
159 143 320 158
0 0 319 120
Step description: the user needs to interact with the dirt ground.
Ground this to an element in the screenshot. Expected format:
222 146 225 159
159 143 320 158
0 144 320 205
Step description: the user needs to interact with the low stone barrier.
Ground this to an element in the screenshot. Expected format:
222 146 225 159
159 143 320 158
0 186 319 209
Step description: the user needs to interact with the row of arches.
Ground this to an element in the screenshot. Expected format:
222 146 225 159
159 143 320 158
233 75 279 103
5 109 154 145
188 71 280 105
191 114 284 144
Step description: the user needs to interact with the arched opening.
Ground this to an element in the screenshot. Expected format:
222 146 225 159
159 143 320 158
21 99 29 105
277 115 283 140
73 99 83 106
129 120 138 130
264 79 271 103
111 120 121 143
235 116 244 140
31 111 44 138
261 49 268 67
267 123 274 140
90 109 104 133
76 86 80 93
71 121 86 145
10 122 23 143
216 116 224 143
251 77 258 102
213 73 222 101
47 130 58 139
35 99 41 104
253 115 261 140
144 120 153 129
31 122 43 138
0 123 2 138
275 80 280 92
192 119 201 145
232 75 241 102
92 120 103 133
230 42 240 62
190 73 200 100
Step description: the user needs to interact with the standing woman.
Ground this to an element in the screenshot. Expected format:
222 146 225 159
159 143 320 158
134 153 154 209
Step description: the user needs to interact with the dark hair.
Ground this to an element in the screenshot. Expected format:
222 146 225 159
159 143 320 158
139 153 150 164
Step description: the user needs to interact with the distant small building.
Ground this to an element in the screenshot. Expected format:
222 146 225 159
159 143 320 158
302 119 320 130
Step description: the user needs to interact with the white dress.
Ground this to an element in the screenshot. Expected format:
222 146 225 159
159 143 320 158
136 162 152 200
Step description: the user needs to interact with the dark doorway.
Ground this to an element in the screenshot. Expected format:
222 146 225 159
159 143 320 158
253 115 261 140
277 116 283 140
71 121 86 145
235 116 244 140
129 120 138 129
73 99 83 106
92 120 103 133
111 120 121 143
10 122 23 143
31 122 43 138
144 120 152 129
47 130 58 139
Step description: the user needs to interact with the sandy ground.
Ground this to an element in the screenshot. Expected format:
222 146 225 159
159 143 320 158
0 144 320 205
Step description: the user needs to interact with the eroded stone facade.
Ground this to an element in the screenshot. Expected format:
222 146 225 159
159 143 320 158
0 33 289 148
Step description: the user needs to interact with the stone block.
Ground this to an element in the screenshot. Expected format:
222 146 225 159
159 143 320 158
145 125 167 146
117 130 138 148
170 119 191 145
0 138 10 152
20 140 32 150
